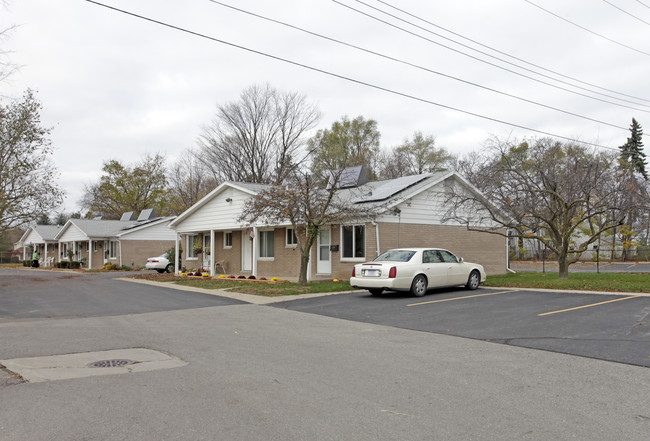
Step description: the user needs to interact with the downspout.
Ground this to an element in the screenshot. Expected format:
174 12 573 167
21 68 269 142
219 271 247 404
174 233 180 275
210 230 215 277
252 226 258 278
371 219 380 257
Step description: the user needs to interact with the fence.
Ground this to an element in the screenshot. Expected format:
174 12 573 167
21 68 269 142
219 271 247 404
510 246 650 262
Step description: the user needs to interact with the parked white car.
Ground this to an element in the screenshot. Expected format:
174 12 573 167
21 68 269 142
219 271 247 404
350 248 486 297
145 254 173 273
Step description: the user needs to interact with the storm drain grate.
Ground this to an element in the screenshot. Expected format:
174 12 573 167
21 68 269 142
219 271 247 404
87 359 137 368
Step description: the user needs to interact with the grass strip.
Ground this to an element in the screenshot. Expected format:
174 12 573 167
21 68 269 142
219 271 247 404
484 271 650 293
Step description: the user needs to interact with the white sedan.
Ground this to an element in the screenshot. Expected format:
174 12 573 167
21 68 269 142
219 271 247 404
145 254 173 273
350 248 486 297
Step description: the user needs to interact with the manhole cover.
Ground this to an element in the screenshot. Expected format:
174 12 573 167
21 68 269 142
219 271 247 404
87 359 137 368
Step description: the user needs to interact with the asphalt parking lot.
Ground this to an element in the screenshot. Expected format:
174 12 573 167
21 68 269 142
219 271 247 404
272 287 650 368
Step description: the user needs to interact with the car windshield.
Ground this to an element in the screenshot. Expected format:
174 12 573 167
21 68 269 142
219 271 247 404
374 250 416 262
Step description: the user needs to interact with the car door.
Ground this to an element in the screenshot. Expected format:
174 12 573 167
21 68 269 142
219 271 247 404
439 250 467 285
422 250 448 288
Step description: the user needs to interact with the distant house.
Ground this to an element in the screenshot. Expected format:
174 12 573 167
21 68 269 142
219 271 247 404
53 211 176 269
169 171 508 280
18 225 62 266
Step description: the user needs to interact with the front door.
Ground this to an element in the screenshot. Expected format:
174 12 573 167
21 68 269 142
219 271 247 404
242 230 252 271
203 235 211 269
317 227 331 274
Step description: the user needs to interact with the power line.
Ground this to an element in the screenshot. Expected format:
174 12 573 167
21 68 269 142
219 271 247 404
636 0 650 10
602 0 650 26
207 0 629 131
373 0 650 104
338 0 650 110
523 0 650 56
82 0 621 151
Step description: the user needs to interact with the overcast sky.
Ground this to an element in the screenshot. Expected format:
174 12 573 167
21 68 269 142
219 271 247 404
2 0 650 213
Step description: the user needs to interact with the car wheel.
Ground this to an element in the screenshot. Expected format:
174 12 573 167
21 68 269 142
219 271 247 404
155 269 165 274
410 274 427 297
165 264 172 273
369 288 383 296
466 270 480 290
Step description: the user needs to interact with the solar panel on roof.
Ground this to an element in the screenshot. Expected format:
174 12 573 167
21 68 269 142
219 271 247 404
354 174 429 203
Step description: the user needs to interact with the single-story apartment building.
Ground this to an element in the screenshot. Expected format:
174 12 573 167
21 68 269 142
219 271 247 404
18 225 62 267
53 211 176 269
169 170 507 280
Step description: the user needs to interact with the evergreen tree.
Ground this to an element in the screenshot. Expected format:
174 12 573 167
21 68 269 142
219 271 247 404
619 118 648 180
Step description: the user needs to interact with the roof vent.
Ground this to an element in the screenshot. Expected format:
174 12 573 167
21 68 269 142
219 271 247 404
93 216 103 220
120 212 137 221
137 208 157 222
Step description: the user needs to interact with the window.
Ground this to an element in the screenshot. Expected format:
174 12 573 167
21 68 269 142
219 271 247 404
224 232 232 248
342 225 365 259
109 241 117 259
93 241 98 252
259 230 274 258
186 234 198 259
439 250 459 263
286 228 298 247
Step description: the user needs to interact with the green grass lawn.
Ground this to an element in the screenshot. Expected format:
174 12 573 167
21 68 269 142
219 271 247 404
484 271 650 293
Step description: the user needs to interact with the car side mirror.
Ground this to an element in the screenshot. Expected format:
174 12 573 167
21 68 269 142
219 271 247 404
458 257 464 263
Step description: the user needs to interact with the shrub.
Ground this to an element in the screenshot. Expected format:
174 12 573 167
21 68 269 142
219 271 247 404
57 261 70 269
248 275 256 280
218 275 226 279
259 277 267 280
227 275 236 278
271 277 279 281
237 275 246 279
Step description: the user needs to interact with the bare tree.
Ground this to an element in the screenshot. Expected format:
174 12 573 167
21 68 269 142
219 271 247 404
199 84 320 184
168 147 216 214
446 136 639 279
0 89 64 231
239 153 379 286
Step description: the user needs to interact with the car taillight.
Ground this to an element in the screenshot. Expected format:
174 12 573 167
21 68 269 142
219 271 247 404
351 266 356 277
388 266 397 278
151 259 158 263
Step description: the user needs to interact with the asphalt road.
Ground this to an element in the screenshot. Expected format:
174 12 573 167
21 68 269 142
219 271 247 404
272 287 650 368
1 268 649 440
0 268 243 321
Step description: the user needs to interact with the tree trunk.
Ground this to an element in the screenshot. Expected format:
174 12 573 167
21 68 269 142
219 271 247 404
558 253 570 280
298 252 310 286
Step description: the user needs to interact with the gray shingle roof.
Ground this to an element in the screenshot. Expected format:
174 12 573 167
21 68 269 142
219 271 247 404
32 225 62 241
66 219 139 238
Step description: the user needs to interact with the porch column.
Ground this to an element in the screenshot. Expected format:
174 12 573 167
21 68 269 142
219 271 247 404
209 230 215 277
174 234 180 275
72 241 76 261
23 244 26 261
252 226 258 278
88 240 92 269
44 243 48 267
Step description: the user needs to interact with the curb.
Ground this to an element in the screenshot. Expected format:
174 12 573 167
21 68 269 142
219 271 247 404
118 278 354 305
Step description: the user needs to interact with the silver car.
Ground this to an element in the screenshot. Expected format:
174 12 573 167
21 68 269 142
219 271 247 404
350 248 486 297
